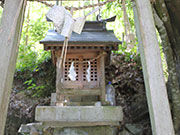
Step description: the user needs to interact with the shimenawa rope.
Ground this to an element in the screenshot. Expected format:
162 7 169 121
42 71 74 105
36 0 116 11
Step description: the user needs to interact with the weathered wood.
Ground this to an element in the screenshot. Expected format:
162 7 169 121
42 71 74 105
100 52 106 103
0 0 26 134
56 51 101 89
62 101 111 106
44 46 116 51
79 56 84 89
56 57 64 103
63 102 96 106
133 0 175 134
57 89 101 96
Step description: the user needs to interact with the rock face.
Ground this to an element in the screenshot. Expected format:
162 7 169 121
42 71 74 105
5 59 55 135
106 55 151 135
5 90 50 135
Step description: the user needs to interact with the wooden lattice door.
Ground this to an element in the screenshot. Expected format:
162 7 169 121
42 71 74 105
62 52 101 89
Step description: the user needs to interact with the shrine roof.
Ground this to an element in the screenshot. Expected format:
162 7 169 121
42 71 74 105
40 29 121 45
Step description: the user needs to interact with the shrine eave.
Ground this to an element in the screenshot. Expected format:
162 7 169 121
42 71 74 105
40 30 122 45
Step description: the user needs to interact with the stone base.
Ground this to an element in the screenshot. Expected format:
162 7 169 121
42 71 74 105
53 126 117 135
19 106 123 135
35 106 123 126
19 123 117 135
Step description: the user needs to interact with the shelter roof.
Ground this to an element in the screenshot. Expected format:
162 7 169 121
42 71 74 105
40 29 121 45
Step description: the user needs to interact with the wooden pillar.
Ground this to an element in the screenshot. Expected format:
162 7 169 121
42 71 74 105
133 0 175 134
0 0 26 134
100 52 106 103
56 55 64 105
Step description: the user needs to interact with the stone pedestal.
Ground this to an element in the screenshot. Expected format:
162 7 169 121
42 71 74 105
36 106 123 126
19 124 117 135
19 106 123 135
52 126 117 135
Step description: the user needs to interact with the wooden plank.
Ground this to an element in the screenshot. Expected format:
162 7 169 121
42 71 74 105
57 89 101 96
133 0 175 134
56 56 64 102
62 102 96 106
100 52 106 103
44 44 108 47
79 56 84 89
0 0 26 134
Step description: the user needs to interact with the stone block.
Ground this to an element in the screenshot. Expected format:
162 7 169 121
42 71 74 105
51 93 56 106
35 106 123 127
19 125 117 135
53 126 117 135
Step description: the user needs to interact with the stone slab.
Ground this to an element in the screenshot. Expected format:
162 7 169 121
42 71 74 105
53 126 117 135
19 123 117 135
35 106 123 126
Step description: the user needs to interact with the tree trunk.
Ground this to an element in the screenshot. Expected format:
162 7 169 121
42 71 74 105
153 0 180 133
0 0 26 134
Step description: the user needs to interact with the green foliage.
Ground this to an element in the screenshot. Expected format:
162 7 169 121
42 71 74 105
101 0 138 61
16 1 139 97
0 7 3 22
16 58 56 98
15 2 55 97
16 2 51 72
115 44 138 61
159 40 169 81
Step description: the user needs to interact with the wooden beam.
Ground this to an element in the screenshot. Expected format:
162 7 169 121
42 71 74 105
0 0 26 134
133 0 175 134
63 102 96 106
100 52 106 103
57 89 101 96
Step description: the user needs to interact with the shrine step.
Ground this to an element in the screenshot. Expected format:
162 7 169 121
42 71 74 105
35 106 123 127
60 102 97 106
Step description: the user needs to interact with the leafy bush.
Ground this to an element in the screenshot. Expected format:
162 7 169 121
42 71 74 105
0 7 2 21
16 2 52 72
15 58 56 98
15 2 54 97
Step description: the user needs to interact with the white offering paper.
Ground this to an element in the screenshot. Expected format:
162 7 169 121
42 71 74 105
46 6 101 37
46 6 74 38
86 61 91 82
68 62 77 81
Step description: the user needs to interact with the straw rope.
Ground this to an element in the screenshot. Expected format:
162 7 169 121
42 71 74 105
36 0 116 10
36 0 54 7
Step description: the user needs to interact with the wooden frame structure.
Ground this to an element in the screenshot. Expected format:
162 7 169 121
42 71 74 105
0 0 175 135
40 20 120 105
56 50 106 105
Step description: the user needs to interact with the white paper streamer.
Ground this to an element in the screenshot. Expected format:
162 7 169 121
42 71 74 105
73 17 86 34
73 7 100 34
46 6 101 37
68 62 77 81
86 61 91 82
61 11 74 37
46 6 65 33
46 6 74 38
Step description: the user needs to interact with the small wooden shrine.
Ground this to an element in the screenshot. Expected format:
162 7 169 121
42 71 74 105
40 19 121 106
0 0 175 134
18 18 123 135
